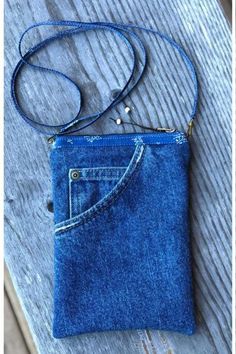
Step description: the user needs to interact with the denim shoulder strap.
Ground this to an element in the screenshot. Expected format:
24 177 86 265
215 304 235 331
11 21 198 137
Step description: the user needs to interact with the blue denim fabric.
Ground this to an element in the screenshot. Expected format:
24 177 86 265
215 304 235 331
50 131 195 338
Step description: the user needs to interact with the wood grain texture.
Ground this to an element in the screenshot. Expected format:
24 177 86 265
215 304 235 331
4 290 30 354
4 0 231 353
219 0 232 23
4 264 38 354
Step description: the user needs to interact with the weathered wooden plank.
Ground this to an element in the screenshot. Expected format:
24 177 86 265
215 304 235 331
219 0 232 23
4 264 38 354
4 0 231 353
4 290 30 354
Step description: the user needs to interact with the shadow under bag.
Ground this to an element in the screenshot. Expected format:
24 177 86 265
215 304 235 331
11 21 198 338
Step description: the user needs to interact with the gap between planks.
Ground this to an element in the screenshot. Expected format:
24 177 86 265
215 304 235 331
4 264 38 354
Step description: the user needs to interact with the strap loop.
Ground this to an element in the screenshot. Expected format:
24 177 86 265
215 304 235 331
11 21 198 136
187 119 194 137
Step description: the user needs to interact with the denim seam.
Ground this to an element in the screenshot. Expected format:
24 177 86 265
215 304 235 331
70 167 127 181
74 167 128 170
57 143 144 227
55 144 146 235
70 182 81 218
53 140 188 150
69 172 72 218
53 322 194 338
55 143 145 233
71 134 184 140
69 167 126 215
57 137 179 142
74 177 126 181
55 131 187 142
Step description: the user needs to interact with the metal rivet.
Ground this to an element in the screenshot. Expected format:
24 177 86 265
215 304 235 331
47 137 55 144
116 118 122 125
71 171 80 180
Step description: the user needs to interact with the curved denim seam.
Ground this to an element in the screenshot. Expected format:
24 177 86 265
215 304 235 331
55 143 145 232
55 144 146 235
68 167 127 216
55 157 144 237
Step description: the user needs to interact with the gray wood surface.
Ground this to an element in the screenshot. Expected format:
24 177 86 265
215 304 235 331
4 264 38 354
4 0 231 353
220 0 232 23
4 291 30 354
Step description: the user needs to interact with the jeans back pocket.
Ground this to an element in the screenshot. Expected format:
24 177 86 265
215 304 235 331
69 166 127 218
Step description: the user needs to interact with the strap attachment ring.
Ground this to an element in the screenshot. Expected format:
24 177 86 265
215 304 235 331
187 119 194 137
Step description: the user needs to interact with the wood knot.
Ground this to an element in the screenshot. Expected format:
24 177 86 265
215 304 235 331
47 200 53 213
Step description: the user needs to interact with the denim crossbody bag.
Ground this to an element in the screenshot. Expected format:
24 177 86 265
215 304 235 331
11 21 198 338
